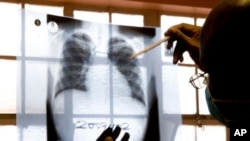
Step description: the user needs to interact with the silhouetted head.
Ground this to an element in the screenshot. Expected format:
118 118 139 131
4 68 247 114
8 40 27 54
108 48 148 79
200 0 250 100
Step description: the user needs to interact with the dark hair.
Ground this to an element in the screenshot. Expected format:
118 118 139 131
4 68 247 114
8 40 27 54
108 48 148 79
198 1 250 125
200 0 250 99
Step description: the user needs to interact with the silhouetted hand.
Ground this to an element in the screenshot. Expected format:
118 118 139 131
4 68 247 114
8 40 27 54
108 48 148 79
96 125 130 141
164 23 203 69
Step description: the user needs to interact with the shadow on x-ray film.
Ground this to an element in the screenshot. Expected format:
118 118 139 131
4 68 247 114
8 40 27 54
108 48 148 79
45 14 164 141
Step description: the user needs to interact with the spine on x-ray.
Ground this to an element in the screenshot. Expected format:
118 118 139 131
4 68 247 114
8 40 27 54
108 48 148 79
108 37 145 105
55 33 92 96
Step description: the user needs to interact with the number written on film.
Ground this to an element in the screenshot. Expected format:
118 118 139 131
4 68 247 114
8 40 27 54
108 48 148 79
75 121 130 130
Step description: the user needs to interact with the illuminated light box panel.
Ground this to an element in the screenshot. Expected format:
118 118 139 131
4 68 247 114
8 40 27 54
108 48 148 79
16 10 182 141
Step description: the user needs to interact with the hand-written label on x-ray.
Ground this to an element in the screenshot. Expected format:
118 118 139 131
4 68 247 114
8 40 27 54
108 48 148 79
75 120 130 130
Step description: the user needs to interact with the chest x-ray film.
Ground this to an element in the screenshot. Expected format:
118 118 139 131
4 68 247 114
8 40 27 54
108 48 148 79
16 10 183 141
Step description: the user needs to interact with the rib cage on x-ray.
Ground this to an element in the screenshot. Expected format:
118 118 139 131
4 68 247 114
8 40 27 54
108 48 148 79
55 32 93 97
108 37 145 105
55 32 145 104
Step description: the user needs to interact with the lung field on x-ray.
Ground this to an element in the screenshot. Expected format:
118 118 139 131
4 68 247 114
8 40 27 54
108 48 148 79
55 32 93 96
108 37 145 105
54 32 145 105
